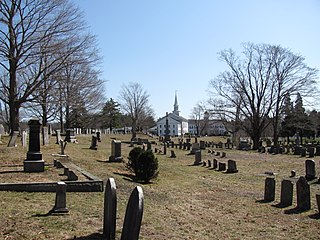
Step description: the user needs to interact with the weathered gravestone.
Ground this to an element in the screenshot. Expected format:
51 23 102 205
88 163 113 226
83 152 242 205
170 150 176 158
109 140 123 162
264 177 276 202
89 135 98 150
294 146 302 155
24 119 44 172
7 131 19 147
226 160 238 173
296 176 310 211
305 159 316 181
218 162 226 171
308 147 315 158
103 178 117 240
51 182 69 213
213 159 218 169
300 147 307 157
121 186 144 240
194 150 202 165
280 179 293 207
42 126 49 145
22 130 27 147
191 143 200 154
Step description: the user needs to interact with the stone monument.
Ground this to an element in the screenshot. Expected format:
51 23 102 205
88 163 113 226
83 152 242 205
109 140 123 162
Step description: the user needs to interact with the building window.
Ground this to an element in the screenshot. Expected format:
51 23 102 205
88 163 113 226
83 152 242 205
160 125 162 128
160 130 162 134
173 130 175 134
173 124 175 128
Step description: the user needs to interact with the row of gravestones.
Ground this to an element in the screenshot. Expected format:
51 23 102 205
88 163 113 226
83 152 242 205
50 178 143 240
264 176 319 212
193 150 238 173
207 149 226 158
265 145 320 158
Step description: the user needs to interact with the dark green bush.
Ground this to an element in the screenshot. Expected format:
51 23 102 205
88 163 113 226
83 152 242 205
127 147 144 173
135 150 158 183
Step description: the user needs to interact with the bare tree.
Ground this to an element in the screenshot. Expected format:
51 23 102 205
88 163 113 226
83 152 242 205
0 0 90 133
209 43 318 149
119 82 153 140
190 101 208 136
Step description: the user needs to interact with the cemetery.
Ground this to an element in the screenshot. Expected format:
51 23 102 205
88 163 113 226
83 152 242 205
0 130 320 239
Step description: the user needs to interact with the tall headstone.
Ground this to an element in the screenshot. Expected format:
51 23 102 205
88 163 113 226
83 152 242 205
103 178 117 240
264 177 276 202
280 179 293 207
51 182 69 213
121 186 144 240
296 176 311 211
109 140 123 162
305 159 316 181
89 135 98 150
164 113 170 142
194 150 202 165
42 126 49 145
24 119 44 172
96 131 101 142
22 130 28 147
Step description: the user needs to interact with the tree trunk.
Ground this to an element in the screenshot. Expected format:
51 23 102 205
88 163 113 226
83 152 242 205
131 120 137 141
9 100 20 134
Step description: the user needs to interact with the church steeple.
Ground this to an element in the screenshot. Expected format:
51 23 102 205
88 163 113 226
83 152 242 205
173 91 180 116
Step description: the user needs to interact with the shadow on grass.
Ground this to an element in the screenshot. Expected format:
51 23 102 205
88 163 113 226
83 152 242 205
0 170 24 174
272 202 291 209
32 210 69 217
113 172 157 185
70 233 104 240
255 199 273 204
309 213 320 219
284 207 308 214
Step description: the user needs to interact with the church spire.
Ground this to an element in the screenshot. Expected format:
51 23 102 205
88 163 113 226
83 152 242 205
173 91 180 116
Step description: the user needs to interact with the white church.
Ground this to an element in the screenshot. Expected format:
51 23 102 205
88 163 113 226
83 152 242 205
156 93 189 137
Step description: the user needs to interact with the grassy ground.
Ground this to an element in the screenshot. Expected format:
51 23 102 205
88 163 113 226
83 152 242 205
0 134 320 239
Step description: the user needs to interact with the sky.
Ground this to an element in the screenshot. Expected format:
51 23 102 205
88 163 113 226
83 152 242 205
74 0 320 119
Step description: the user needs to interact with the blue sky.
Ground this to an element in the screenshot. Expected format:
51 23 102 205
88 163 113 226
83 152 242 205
74 0 319 119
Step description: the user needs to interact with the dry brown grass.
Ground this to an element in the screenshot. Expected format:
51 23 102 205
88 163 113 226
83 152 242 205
0 134 320 239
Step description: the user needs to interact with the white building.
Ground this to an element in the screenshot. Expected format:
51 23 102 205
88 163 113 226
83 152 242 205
188 119 227 136
156 93 188 137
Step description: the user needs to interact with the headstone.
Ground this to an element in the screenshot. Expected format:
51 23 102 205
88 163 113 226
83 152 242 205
64 129 77 143
121 186 144 240
296 176 311 211
217 162 226 171
200 140 206 150
109 140 123 162
147 142 152 151
300 147 306 157
280 179 293 207
51 182 69 213
308 147 315 158
208 160 211 168
293 145 302 155
24 119 44 172
179 142 182 149
42 126 49 145
226 160 238 173
191 143 200 154
7 131 19 147
221 152 226 158
89 135 98 150
264 177 276 202
194 150 202 165
187 142 191 151
55 129 62 144
103 178 117 240
170 150 176 158
305 159 316 181
213 159 218 169
22 130 27 147
316 194 320 214
96 131 101 142
163 143 167 155
315 146 320 156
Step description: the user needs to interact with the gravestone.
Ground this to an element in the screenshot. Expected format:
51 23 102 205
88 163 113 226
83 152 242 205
164 113 170 142
22 130 27 147
213 159 218 169
64 129 77 143
51 182 69 213
163 143 167 155
179 142 182 149
280 179 293 207
42 126 49 145
103 178 117 240
170 150 176 158
221 152 226 158
226 160 238 173
217 162 226 171
96 131 101 142
183 142 186 150
300 147 306 157
316 194 320 214
208 160 211 168
89 135 98 150
305 159 316 181
264 177 275 202
55 129 62 144
200 140 206 150
7 131 19 147
121 186 144 240
194 150 202 165
147 142 152 151
309 147 315 158
296 176 310 211
24 119 44 172
315 146 320 156
191 143 200 154
294 145 302 155
187 142 191 151
109 140 123 162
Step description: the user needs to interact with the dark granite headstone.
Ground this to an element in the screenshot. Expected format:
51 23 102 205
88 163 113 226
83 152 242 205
296 176 310 211
226 160 238 173
103 178 117 240
51 182 69 213
305 159 316 181
217 162 226 171
280 179 293 207
109 140 123 162
194 150 202 165
89 135 98 150
264 177 275 202
213 159 218 169
121 186 144 240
